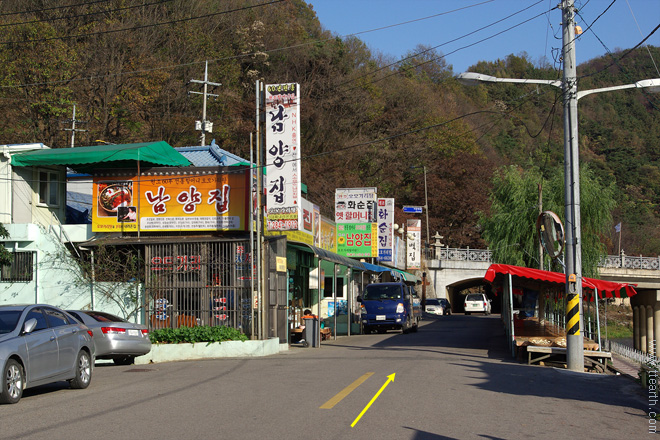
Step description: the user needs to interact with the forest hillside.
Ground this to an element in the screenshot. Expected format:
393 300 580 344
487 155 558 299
1 0 658 256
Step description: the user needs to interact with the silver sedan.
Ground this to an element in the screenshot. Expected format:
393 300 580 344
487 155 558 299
67 310 151 365
0 304 95 404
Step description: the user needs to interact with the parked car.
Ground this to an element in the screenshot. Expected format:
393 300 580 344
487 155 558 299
464 293 491 315
358 282 422 334
67 310 151 365
425 298 452 315
0 304 95 404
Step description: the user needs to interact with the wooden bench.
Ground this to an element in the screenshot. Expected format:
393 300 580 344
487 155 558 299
526 346 612 373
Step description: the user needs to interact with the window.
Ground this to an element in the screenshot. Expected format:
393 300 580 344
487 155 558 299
323 277 344 298
1 252 34 282
44 308 70 327
38 170 59 206
25 308 48 332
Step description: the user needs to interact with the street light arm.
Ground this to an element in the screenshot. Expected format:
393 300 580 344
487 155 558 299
457 72 561 88
576 78 660 100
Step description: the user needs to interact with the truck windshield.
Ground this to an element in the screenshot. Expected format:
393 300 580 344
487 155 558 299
363 285 402 300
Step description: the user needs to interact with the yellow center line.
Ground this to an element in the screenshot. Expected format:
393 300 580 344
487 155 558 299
320 372 374 409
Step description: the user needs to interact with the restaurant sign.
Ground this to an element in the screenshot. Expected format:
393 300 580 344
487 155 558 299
92 170 249 232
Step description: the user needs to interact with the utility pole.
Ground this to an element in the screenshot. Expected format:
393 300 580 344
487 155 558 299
189 60 221 146
63 104 87 148
561 0 584 372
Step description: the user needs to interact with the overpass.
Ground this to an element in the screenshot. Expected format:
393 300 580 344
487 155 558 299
425 247 660 355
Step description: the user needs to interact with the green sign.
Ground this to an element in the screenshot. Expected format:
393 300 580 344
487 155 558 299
336 223 377 258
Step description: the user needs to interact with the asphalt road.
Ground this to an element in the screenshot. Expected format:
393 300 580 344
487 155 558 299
1 314 652 440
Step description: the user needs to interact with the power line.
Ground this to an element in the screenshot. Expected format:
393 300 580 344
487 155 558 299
0 0 173 29
0 0 111 17
0 0 284 46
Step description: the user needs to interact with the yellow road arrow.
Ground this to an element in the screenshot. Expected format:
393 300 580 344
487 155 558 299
350 373 396 428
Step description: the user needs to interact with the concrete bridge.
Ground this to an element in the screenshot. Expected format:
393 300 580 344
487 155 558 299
425 247 660 355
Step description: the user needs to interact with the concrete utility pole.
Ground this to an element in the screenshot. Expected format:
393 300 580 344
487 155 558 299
63 104 87 148
189 60 221 146
561 0 584 372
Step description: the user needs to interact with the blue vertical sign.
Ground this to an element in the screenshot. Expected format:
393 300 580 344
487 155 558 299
377 198 394 262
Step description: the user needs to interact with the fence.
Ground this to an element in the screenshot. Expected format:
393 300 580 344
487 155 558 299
144 240 253 336
605 339 653 366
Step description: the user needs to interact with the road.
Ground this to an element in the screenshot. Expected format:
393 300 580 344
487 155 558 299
1 314 651 439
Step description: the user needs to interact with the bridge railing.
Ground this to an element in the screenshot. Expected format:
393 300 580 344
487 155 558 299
424 247 660 271
424 247 492 263
600 254 660 271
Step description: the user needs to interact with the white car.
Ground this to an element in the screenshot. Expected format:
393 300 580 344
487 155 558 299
425 298 451 315
464 293 491 315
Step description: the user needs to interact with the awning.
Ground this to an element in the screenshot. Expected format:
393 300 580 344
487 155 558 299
362 262 392 273
288 242 366 270
484 263 637 298
390 268 422 284
11 141 191 173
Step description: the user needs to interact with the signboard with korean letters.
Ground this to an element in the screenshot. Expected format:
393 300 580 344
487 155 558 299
334 187 377 224
265 82 301 231
92 169 249 232
336 222 377 258
407 219 422 270
377 198 394 263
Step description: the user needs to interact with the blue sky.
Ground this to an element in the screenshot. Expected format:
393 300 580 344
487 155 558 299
306 0 660 75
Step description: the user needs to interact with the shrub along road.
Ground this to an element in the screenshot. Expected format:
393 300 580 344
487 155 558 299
0 314 650 439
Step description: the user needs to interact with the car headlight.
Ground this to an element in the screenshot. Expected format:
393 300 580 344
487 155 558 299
396 303 405 314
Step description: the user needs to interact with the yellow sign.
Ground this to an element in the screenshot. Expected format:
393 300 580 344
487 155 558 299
276 256 287 272
92 170 249 232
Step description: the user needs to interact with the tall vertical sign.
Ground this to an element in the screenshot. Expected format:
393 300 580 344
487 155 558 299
407 219 421 270
265 83 301 231
377 198 394 263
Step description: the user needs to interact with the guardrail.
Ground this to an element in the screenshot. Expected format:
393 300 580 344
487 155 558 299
600 254 660 270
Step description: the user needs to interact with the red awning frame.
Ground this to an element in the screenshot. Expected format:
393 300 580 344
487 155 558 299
484 264 637 299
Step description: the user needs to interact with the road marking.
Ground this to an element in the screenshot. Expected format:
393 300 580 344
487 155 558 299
319 372 374 409
351 373 396 428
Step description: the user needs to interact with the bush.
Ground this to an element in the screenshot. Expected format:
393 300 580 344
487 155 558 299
149 325 248 344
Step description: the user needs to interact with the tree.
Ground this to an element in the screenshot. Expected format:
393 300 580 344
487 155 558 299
0 223 10 266
479 164 615 277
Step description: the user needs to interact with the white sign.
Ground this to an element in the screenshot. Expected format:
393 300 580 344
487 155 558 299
377 198 394 262
407 219 421 270
265 83 301 231
335 188 377 224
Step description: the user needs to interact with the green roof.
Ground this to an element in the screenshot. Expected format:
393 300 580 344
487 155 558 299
10 141 191 173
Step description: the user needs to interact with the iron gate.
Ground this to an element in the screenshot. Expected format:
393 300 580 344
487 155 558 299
144 240 253 336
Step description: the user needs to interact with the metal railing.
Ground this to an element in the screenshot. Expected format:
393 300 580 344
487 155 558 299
605 339 652 366
600 254 660 270
424 247 493 262
423 246 660 272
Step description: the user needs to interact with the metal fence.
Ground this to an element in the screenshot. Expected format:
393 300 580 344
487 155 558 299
600 254 660 270
424 247 493 262
144 240 253 336
605 339 652 366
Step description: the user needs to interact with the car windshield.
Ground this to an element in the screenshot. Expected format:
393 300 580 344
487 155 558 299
363 285 402 300
466 294 484 301
0 310 22 334
426 299 440 305
83 311 127 323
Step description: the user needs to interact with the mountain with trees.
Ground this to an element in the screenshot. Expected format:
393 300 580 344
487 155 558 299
0 0 658 267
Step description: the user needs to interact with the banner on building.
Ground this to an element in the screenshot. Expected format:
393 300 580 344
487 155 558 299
92 170 249 232
407 219 422 270
377 198 394 262
265 83 301 231
336 222 377 258
319 217 337 253
334 188 377 224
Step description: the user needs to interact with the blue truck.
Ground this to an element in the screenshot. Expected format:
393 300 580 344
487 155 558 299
358 282 422 334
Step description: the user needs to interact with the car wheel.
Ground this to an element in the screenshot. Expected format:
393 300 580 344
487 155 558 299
69 350 92 389
1 359 24 404
113 356 136 366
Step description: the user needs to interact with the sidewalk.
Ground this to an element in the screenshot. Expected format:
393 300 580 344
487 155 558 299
610 352 641 378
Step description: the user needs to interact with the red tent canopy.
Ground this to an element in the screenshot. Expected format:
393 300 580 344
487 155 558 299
484 264 637 299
